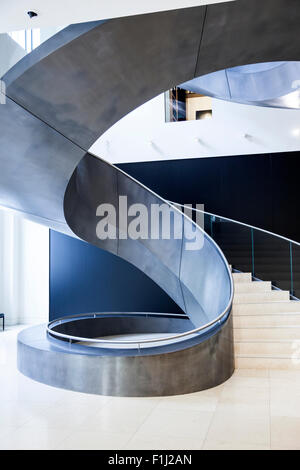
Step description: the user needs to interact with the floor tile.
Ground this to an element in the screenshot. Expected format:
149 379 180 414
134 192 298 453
234 369 270 378
136 408 213 441
270 388 300 418
0 401 49 427
156 390 219 412
205 410 270 447
0 425 71 450
217 383 270 415
271 416 300 449
126 435 203 450
203 441 270 450
57 430 130 450
79 398 159 434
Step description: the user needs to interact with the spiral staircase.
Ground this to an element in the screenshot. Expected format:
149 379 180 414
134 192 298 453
1 0 300 395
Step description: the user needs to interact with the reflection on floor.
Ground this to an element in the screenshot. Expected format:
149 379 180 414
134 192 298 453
1 325 300 450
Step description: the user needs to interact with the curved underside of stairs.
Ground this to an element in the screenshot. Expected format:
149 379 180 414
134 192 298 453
1 0 300 395
181 61 300 109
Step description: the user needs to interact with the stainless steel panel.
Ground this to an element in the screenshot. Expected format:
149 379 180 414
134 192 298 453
180 222 231 327
18 319 234 397
64 155 119 254
196 0 300 77
0 95 84 233
5 8 206 149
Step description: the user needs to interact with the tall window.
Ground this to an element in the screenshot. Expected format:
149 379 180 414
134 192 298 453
8 29 40 53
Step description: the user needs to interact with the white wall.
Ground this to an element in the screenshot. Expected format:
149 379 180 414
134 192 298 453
0 0 234 34
0 33 25 77
90 94 300 164
0 209 49 326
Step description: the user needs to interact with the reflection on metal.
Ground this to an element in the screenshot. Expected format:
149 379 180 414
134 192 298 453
0 0 299 395
181 62 300 109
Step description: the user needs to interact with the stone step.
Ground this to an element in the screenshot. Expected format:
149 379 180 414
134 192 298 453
233 313 300 328
235 340 300 356
232 301 300 315
235 355 300 370
233 290 290 304
232 272 252 283
234 281 271 293
234 326 300 341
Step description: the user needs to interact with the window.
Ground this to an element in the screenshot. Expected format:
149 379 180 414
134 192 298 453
165 87 212 122
8 29 40 53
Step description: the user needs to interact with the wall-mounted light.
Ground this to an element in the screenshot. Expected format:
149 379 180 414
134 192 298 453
291 128 300 137
149 140 164 156
244 133 253 140
27 11 38 19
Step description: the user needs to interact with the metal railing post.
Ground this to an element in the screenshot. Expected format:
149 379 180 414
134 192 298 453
251 228 255 277
290 241 294 297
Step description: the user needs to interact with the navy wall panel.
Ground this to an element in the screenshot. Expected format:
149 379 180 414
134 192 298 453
119 151 300 240
49 231 183 320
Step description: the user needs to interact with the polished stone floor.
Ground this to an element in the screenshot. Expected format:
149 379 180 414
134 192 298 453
1 325 300 450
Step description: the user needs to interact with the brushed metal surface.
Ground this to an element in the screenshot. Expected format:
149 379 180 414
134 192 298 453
18 316 234 397
0 95 84 233
196 0 300 77
4 8 206 149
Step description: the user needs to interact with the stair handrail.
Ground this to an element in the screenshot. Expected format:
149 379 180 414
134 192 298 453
168 202 300 246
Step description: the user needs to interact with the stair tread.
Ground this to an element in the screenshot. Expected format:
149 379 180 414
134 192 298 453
234 325 300 329
235 339 300 343
234 291 289 294
236 353 299 359
233 312 300 316
233 300 294 304
234 302 291 305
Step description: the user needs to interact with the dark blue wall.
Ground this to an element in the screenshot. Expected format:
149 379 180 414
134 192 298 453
119 151 300 241
49 231 183 320
50 151 300 320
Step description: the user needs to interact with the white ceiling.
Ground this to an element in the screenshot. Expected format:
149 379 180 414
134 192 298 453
0 0 235 33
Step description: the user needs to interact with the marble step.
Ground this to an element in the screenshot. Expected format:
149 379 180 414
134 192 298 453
235 354 300 370
235 340 300 356
232 272 252 283
233 313 300 328
233 290 290 304
232 301 300 315
234 281 271 293
234 326 300 341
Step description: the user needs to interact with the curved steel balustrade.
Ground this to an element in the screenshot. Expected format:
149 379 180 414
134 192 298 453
63 156 232 330
1 0 300 395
